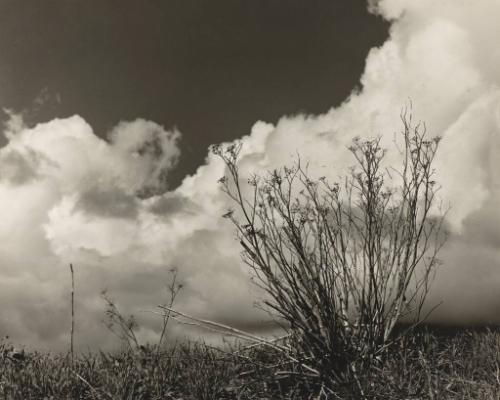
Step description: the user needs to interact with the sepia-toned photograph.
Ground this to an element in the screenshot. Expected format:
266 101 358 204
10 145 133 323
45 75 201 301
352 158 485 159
0 1 498 398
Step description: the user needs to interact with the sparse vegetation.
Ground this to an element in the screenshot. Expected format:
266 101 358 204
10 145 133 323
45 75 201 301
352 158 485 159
0 328 499 399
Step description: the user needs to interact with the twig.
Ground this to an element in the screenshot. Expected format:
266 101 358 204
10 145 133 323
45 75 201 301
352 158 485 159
233 333 292 354
205 344 267 368
69 263 75 366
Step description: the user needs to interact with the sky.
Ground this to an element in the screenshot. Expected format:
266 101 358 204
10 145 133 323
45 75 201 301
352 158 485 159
0 0 388 187
0 0 499 351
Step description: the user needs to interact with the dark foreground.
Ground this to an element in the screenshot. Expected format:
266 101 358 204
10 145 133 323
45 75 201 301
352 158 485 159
1 327 499 399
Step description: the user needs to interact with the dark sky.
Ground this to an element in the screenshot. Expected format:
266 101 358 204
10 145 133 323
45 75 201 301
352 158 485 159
0 0 388 187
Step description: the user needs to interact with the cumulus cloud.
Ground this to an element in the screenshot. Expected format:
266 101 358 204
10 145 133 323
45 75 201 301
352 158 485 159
1 0 500 350
0 115 186 349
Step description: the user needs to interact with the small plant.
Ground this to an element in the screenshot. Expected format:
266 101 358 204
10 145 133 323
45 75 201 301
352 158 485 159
158 268 183 352
101 290 141 350
101 267 183 351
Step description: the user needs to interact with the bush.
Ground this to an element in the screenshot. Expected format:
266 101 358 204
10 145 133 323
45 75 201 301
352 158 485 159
213 112 447 391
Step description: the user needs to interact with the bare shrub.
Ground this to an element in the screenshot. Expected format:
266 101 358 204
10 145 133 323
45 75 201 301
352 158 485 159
213 112 447 389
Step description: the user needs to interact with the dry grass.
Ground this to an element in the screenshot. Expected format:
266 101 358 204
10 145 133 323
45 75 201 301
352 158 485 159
1 326 498 399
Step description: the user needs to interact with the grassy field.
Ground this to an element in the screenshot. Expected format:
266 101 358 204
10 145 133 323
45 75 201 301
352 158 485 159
1 326 499 399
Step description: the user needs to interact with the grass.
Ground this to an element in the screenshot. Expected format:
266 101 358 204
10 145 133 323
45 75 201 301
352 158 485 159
1 326 499 399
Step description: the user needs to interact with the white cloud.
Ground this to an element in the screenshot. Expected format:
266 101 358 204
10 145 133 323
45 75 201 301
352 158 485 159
1 0 500 350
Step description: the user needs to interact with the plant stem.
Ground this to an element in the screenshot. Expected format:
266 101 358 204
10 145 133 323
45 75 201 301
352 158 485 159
70 263 75 366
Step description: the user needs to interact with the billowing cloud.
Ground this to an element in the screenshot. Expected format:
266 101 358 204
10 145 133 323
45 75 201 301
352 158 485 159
1 0 500 350
0 115 186 349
